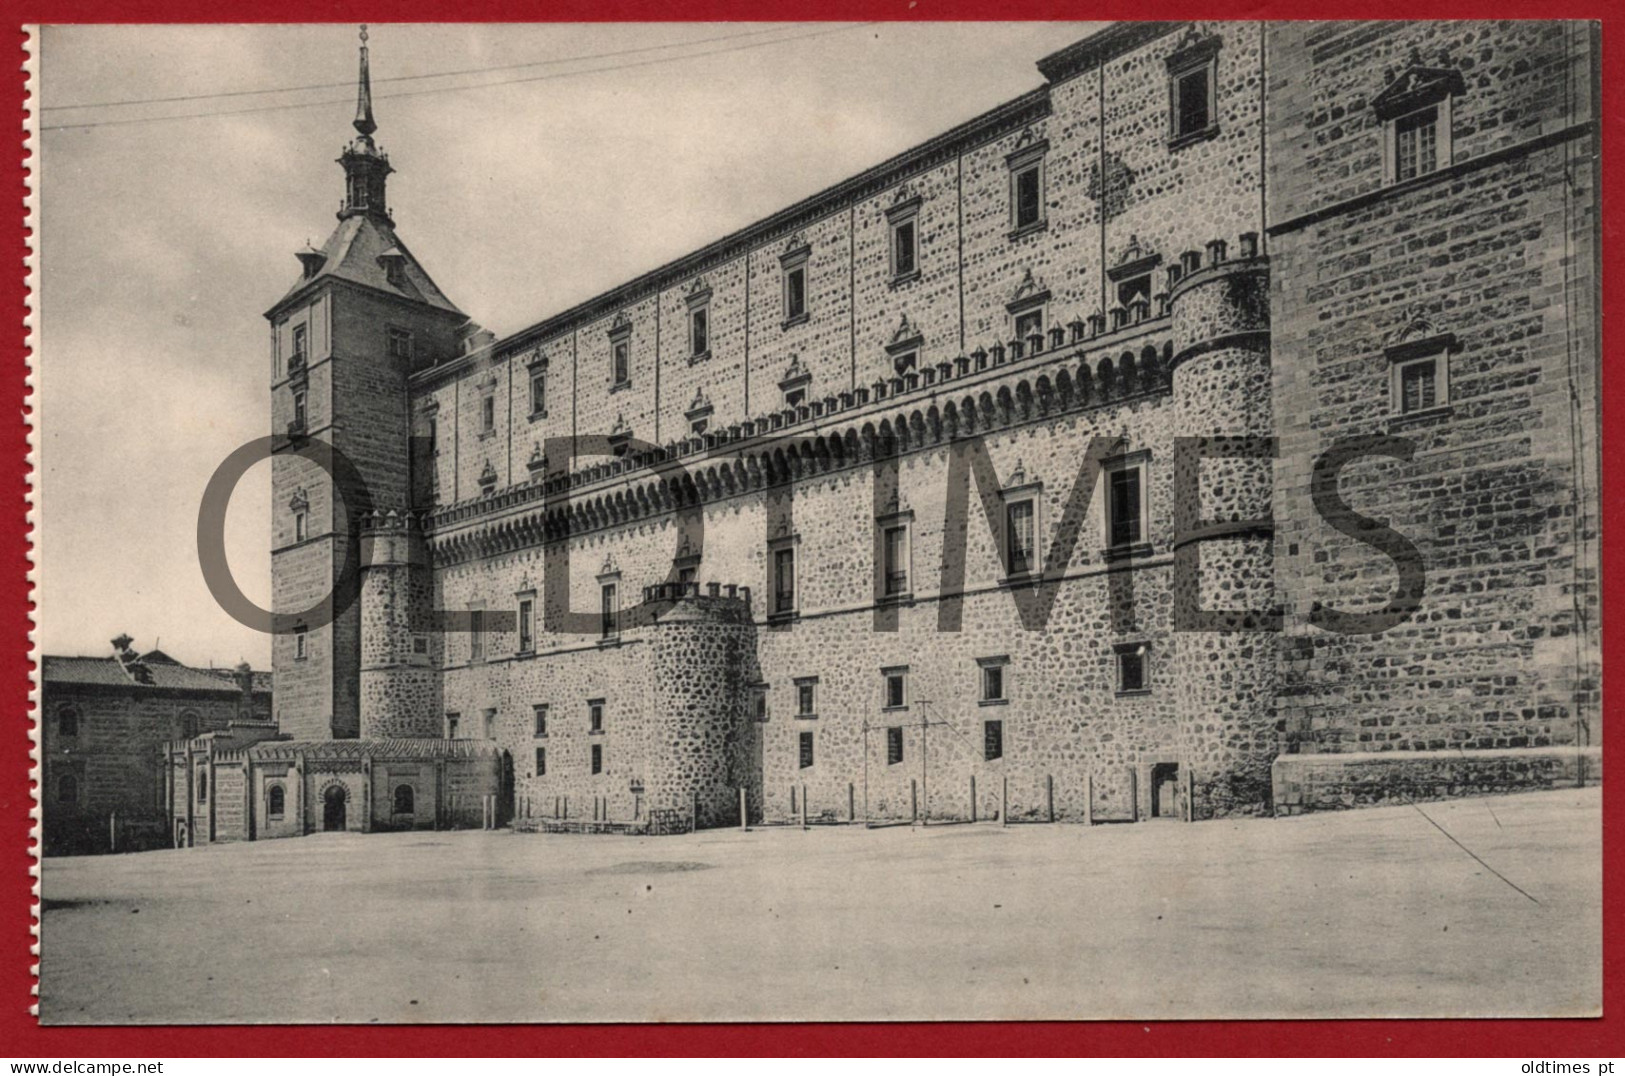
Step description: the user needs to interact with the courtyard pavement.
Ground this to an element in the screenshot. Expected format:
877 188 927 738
38 787 1601 1023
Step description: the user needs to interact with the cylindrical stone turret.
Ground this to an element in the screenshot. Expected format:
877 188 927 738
358 512 442 739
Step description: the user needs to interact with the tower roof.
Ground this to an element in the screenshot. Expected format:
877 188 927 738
267 212 463 319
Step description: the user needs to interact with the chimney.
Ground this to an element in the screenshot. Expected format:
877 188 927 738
234 661 254 697
111 634 153 685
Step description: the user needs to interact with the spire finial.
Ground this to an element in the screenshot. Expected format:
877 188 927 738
353 23 377 139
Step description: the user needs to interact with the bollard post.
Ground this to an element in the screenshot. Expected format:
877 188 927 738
563 794 568 821
1183 766 1195 823
740 787 749 831
1001 777 1008 827
848 783 856 823
1084 773 1094 826
109 811 117 853
1129 767 1139 823
970 775 977 823
1047 774 1055 823
800 784 808 830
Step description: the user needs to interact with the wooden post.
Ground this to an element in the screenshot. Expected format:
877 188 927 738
799 783 808 830
1001 776 1008 827
1046 774 1055 823
739 786 749 831
1129 767 1139 823
970 775 977 823
692 789 700 832
848 783 856 823
911 778 918 823
109 811 117 854
1084 773 1094 826
562 794 568 821
1183 766 1195 822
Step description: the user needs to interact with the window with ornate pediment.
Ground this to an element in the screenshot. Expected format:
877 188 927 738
778 356 812 408
1374 50 1463 185
686 388 714 436
1166 26 1222 148
684 278 712 363
1007 268 1051 347
1006 127 1049 238
781 234 811 327
885 185 922 285
1384 307 1457 419
1108 236 1162 313
607 313 632 388
884 314 924 377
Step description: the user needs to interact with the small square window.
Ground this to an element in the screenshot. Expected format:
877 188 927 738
1116 642 1151 694
535 747 546 776
445 712 460 739
886 726 904 766
533 704 548 737
411 633 430 657
589 700 605 734
1014 310 1043 342
1395 356 1440 414
754 689 769 721
984 719 1004 761
481 708 496 739
798 731 815 769
1117 274 1152 310
591 743 603 775
294 625 308 661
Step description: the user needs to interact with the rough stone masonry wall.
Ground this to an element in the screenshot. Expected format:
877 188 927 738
1266 22 1600 766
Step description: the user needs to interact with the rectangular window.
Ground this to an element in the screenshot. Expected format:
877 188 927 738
591 743 603 775
612 339 630 385
535 747 546 776
884 669 907 710
481 394 496 434
796 679 816 717
983 664 1004 702
892 219 917 278
294 625 308 661
1006 499 1036 576
387 328 413 360
1398 357 1438 413
469 608 486 662
754 688 769 721
883 524 909 596
600 583 619 639
589 700 604 734
984 719 1004 761
529 368 547 416
412 634 430 657
1395 106 1439 182
427 417 438 456
1013 164 1041 229
517 598 534 653
533 704 548 737
785 265 807 321
292 389 308 430
1108 463 1145 550
677 565 698 589
291 324 308 366
1117 274 1152 310
1013 309 1043 342
445 712 459 739
886 726 904 766
481 708 496 739
773 547 796 615
798 731 814 769
293 511 308 543
1117 643 1149 694
690 307 709 358
1175 66 1211 138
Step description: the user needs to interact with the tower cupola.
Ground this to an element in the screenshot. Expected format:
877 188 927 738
338 24 393 224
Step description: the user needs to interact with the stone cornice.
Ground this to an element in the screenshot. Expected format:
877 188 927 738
1036 22 1183 86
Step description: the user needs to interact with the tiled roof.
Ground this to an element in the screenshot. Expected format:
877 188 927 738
273 213 463 317
244 738 502 762
42 655 271 695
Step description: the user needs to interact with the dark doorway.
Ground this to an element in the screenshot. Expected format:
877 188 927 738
1150 763 1180 820
497 751 515 828
322 785 348 831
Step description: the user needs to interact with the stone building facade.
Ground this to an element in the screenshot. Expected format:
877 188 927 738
41 636 271 855
250 20 1598 837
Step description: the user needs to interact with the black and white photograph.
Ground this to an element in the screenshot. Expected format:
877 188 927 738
30 19 1601 1025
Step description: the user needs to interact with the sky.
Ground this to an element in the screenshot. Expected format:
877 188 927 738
34 20 1103 669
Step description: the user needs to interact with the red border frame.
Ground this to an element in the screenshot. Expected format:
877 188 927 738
6 3 1618 1057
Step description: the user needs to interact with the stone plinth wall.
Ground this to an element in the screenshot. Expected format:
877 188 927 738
1273 746 1601 814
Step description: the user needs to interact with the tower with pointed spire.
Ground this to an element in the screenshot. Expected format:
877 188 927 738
264 26 469 742
338 25 393 224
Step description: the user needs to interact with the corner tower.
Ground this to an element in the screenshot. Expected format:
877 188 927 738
266 26 466 741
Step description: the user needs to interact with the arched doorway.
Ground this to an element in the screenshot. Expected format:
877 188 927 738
322 785 348 831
